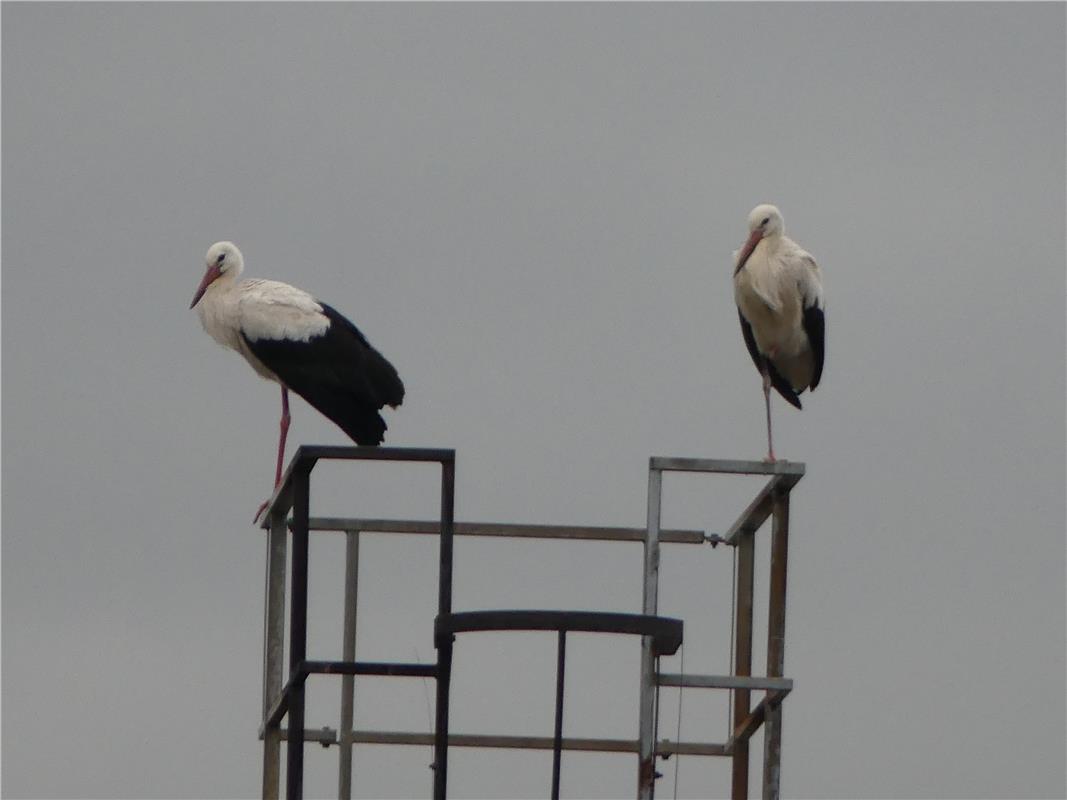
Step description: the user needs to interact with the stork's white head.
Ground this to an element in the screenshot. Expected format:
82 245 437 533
747 204 783 238
190 241 244 308
735 204 784 274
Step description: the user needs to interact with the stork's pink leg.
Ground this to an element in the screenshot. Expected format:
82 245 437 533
256 387 292 523
762 367 776 463
274 387 291 488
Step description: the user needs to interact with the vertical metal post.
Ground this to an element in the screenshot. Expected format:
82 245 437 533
262 509 288 800
437 458 455 623
338 531 360 800
286 464 311 800
433 458 456 800
638 465 662 800
762 490 790 800
731 530 755 800
551 630 567 800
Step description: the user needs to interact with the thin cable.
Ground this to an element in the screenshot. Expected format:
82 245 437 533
728 544 737 736
672 638 684 799
414 647 434 763
653 653 662 797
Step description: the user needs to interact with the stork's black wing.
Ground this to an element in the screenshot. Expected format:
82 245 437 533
738 308 762 371
243 303 404 446
766 360 802 409
803 304 825 391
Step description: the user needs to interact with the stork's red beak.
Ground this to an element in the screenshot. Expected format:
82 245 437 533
189 264 222 309
734 229 763 275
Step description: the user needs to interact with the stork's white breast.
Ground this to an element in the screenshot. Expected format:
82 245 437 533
734 248 807 357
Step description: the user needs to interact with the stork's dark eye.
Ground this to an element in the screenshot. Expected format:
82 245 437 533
761 217 770 226
216 253 225 265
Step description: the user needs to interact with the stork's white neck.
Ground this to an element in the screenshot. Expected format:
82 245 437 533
760 230 784 251
195 270 243 351
207 269 240 297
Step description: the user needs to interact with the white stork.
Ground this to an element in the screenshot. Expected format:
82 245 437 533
733 204 825 462
190 241 404 517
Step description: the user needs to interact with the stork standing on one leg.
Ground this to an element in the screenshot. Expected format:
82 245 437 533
190 241 405 519
733 204 825 462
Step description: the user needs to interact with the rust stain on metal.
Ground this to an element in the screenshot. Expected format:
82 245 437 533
639 755 657 791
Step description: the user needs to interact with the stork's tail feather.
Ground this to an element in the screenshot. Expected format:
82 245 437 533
285 385 390 446
336 407 389 446
363 347 405 409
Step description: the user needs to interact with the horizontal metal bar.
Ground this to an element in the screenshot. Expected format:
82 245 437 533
340 730 727 756
260 657 438 738
437 610 683 656
259 446 457 528
649 457 805 476
277 727 338 745
656 674 793 692
302 517 708 544
657 739 728 756
292 445 456 464
301 660 437 678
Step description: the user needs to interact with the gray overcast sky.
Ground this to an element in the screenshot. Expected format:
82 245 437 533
3 3 1064 798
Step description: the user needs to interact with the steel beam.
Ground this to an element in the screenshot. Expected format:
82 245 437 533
648 457 804 477
551 630 567 800
286 465 311 800
303 661 437 678
762 490 790 800
302 518 707 544
724 477 781 545
657 674 792 692
342 730 728 756
432 457 456 800
728 687 791 750
731 528 755 800
262 509 288 800
280 727 338 745
259 446 457 529
338 531 359 800
638 466 663 800
435 611 681 657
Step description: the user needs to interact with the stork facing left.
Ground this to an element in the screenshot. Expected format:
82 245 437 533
190 241 405 521
733 204 826 462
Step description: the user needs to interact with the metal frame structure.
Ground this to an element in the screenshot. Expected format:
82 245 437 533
643 457 803 800
257 447 803 800
258 446 455 800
